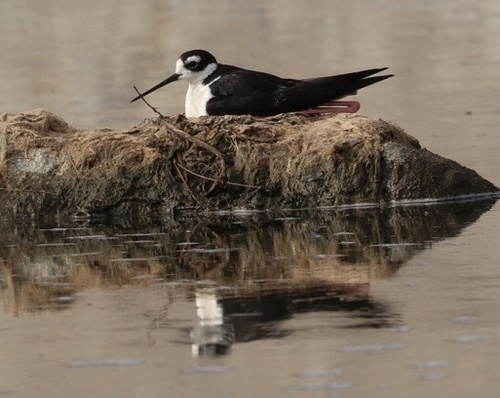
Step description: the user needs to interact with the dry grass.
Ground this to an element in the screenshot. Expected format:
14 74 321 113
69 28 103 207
6 107 493 215
0 108 419 177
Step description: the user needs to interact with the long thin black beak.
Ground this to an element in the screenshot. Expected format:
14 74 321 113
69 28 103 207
131 73 180 102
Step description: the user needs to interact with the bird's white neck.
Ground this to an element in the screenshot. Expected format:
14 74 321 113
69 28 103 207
185 83 210 117
184 75 221 118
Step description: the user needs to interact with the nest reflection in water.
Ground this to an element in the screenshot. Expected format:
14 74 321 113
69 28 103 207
0 198 495 316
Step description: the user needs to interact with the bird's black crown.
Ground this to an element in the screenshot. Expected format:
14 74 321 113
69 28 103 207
180 49 218 72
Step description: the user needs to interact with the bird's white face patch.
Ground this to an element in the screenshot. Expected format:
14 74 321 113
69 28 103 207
175 57 217 83
185 55 201 65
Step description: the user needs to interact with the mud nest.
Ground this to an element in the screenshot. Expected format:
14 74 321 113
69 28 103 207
0 109 497 218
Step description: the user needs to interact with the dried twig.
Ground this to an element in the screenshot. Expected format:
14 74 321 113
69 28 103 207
130 90 230 197
173 153 204 207
174 161 262 190
133 86 164 118
164 122 228 195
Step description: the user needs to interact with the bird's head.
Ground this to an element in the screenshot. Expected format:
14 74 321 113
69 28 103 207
131 49 218 102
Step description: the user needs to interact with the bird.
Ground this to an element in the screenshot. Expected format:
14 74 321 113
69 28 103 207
131 49 393 118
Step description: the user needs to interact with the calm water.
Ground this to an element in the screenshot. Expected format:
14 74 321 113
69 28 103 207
1 1 499 397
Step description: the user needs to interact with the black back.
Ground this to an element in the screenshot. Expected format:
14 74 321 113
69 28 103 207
205 64 392 116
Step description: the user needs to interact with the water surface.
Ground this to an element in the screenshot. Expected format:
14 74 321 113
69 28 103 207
0 1 499 397
1 200 499 397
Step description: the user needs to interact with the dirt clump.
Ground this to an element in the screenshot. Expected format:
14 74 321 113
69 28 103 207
0 109 497 218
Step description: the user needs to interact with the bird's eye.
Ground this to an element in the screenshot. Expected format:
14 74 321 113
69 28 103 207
186 61 198 69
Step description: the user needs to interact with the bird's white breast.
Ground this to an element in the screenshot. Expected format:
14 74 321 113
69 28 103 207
185 82 213 118
184 76 221 118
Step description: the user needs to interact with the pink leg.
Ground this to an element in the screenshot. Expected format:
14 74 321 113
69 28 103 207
301 100 360 115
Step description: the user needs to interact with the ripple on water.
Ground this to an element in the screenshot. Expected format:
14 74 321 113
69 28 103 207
66 359 144 368
450 335 491 343
115 233 167 237
65 235 111 241
184 365 232 374
49 296 74 304
413 360 451 369
419 373 448 381
287 381 352 393
370 243 418 247
184 247 240 253
386 325 410 333
296 368 344 378
123 240 158 244
339 343 404 353
68 252 100 257
36 243 75 247
313 254 345 259
110 257 160 263
452 315 479 323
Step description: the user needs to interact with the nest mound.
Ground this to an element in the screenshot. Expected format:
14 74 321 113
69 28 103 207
0 109 497 218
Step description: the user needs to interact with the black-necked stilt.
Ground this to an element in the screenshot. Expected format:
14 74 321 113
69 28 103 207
131 49 393 117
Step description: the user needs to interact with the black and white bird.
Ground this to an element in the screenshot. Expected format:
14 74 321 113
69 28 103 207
131 49 393 118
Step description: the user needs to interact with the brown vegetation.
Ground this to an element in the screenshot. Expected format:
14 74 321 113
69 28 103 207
0 109 497 218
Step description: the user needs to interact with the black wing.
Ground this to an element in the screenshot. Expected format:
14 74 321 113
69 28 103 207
206 64 392 116
274 68 393 114
205 64 299 116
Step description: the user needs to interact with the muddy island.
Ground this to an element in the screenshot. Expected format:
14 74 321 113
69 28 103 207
0 109 497 218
